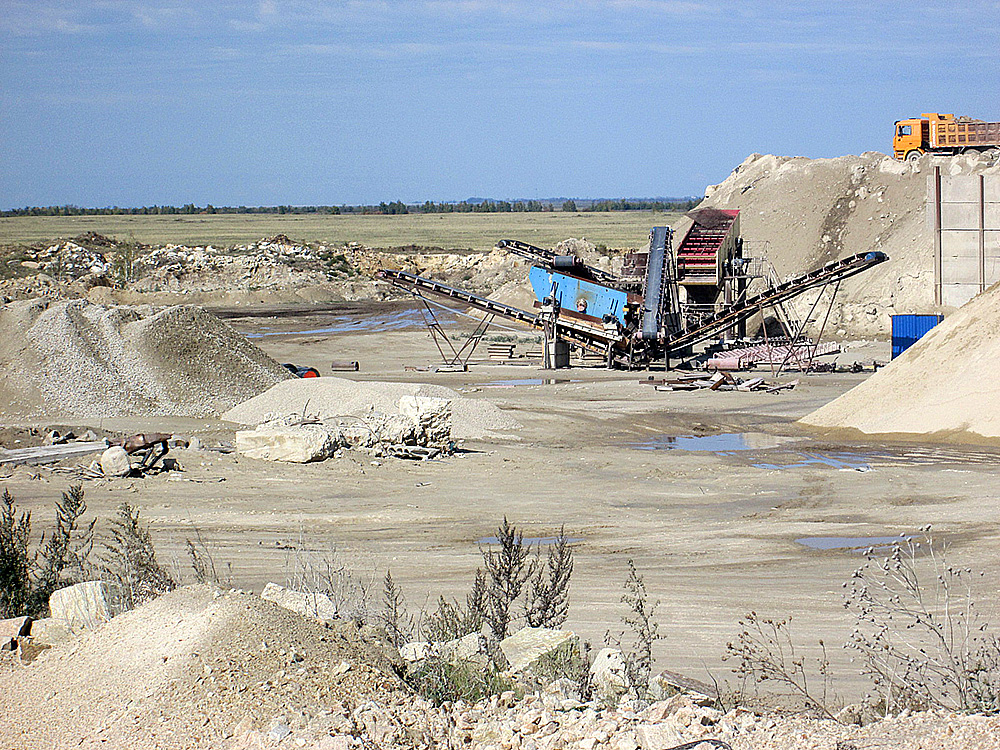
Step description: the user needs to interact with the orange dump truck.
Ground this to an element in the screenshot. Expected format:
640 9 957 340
893 113 1000 160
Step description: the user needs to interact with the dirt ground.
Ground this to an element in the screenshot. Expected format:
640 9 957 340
4 303 999 704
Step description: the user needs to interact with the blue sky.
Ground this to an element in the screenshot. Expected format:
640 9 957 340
1 1 998 208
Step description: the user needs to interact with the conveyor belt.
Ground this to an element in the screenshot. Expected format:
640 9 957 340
496 239 622 286
376 269 618 356
641 227 670 341
663 250 888 352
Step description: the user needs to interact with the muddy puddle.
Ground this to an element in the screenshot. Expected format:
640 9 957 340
629 432 1000 471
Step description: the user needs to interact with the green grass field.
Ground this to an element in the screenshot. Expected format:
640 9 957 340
0 211 683 252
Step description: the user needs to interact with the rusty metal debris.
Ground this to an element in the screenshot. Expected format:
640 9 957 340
641 372 798 393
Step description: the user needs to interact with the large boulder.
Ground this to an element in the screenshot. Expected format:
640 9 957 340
260 582 338 621
48 581 123 633
499 626 579 674
100 446 131 477
236 424 340 462
590 647 628 698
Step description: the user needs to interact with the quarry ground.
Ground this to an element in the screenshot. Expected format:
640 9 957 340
4 302 999 702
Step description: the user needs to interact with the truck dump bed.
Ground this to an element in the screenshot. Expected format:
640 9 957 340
930 118 1000 149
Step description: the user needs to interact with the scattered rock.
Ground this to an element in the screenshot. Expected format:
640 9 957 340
590 647 627 697
100 446 132 477
399 641 437 662
0 616 32 650
26 617 71 646
439 632 491 666
398 395 452 445
648 669 717 703
634 722 684 750
260 582 338 621
499 626 579 674
47 580 123 633
235 424 340 463
267 723 292 742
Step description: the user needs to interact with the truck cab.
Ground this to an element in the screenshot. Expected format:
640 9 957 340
893 117 929 160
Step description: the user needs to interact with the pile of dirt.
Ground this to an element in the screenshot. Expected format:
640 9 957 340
0 585 406 749
0 299 291 420
222 376 522 439
697 151 1000 338
800 282 1000 441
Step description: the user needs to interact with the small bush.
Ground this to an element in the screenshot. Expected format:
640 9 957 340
381 570 413 647
186 528 233 585
99 502 174 610
0 488 32 618
284 541 376 623
408 657 516 706
482 517 534 640
845 530 1000 713
422 569 487 642
525 526 574 629
31 485 95 613
724 611 835 719
606 560 663 704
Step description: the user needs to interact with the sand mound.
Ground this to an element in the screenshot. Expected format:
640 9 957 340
800 282 1000 441
0 586 404 749
222 376 522 439
0 299 291 419
698 151 1000 337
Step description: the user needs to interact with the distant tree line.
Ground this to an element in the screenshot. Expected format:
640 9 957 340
1 197 700 218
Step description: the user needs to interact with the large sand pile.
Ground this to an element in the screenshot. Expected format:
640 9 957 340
697 151 1000 337
223 376 522 439
0 299 291 419
800 282 1000 441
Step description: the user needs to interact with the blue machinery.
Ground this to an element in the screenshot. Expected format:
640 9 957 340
378 228 888 369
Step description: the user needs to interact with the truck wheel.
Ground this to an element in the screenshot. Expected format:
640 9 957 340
905 150 922 162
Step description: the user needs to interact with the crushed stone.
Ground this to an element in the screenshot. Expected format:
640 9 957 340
0 299 291 420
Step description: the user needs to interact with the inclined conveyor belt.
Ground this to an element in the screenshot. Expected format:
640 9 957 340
376 269 616 356
662 250 888 352
496 239 622 287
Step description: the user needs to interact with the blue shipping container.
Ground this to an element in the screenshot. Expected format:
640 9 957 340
891 314 943 359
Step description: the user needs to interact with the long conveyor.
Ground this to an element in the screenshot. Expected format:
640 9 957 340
375 269 618 356
495 239 622 287
662 250 888 352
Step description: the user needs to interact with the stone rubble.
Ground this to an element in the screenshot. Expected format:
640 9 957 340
235 396 454 462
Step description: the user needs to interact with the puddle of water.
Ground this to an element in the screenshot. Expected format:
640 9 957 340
477 378 579 387
477 536 584 545
243 309 456 338
753 451 871 471
797 535 916 551
631 433 751 453
629 432 797 455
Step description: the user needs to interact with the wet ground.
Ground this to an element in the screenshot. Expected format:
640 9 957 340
4 302 998 700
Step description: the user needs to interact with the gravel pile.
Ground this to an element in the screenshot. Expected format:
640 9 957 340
0 299 291 419
801 280 1000 442
222 376 522 439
